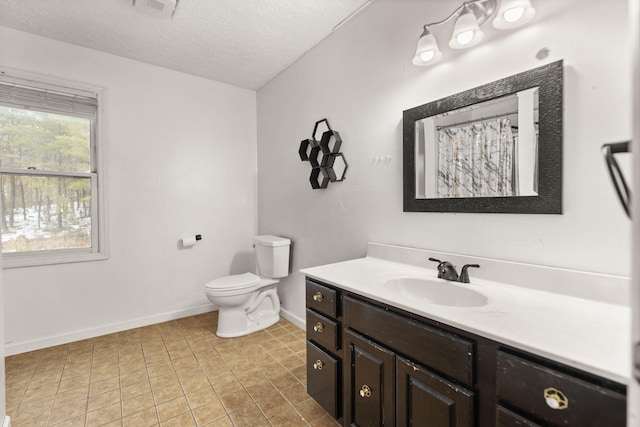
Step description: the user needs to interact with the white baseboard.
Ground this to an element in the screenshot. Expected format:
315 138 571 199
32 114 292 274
3 415 11 427
280 307 304 330
5 304 217 356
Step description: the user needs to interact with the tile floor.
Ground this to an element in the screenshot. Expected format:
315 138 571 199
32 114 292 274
4 312 340 427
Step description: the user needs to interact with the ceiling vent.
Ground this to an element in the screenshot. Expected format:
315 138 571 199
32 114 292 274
134 0 178 19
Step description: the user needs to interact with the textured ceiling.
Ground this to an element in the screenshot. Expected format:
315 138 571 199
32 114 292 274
0 0 373 89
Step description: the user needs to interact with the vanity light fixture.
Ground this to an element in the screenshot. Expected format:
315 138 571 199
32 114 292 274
412 0 536 66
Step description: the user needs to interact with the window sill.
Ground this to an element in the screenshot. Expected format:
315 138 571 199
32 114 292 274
2 250 108 269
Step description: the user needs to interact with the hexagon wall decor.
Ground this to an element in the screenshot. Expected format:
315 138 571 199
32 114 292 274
326 153 348 182
298 118 348 189
298 139 314 161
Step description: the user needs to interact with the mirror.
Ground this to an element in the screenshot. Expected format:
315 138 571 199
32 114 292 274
403 60 563 213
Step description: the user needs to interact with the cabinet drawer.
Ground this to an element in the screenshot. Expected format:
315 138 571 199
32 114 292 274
496 406 542 427
306 279 338 318
497 351 626 427
306 341 340 419
344 296 474 385
306 309 340 352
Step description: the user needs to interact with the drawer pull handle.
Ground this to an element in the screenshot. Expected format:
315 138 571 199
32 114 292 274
313 322 324 333
313 292 324 302
359 385 372 398
544 387 569 410
313 360 324 370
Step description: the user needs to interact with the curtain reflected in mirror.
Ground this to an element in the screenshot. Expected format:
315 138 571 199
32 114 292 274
403 60 562 213
415 89 539 199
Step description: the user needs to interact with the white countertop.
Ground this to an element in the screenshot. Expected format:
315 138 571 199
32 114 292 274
301 254 632 385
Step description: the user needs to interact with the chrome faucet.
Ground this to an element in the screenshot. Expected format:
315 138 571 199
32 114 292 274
429 258 480 283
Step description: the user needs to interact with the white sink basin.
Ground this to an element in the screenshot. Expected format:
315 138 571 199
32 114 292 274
383 277 488 307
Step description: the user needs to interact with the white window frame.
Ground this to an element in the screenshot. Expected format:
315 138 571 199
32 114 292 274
0 68 108 268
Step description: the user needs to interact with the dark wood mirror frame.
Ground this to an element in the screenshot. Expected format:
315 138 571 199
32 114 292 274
403 60 563 214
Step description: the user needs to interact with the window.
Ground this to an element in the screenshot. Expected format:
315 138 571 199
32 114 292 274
0 74 106 267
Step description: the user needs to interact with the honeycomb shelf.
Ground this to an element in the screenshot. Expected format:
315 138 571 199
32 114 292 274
299 119 348 190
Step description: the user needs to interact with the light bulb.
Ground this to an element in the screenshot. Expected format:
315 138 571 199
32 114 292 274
456 30 474 46
492 0 536 29
420 50 436 62
504 6 525 23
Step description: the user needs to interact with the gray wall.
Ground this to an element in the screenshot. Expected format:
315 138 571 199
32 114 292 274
257 0 632 324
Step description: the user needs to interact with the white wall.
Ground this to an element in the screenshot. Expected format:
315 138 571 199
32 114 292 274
629 0 639 422
0 26 258 354
257 0 633 324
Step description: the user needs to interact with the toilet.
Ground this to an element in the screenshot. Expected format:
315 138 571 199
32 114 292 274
204 235 291 338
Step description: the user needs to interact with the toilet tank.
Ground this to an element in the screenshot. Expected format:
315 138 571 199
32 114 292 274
254 235 291 279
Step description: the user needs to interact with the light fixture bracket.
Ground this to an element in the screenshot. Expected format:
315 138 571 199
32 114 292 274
464 0 497 26
423 0 497 29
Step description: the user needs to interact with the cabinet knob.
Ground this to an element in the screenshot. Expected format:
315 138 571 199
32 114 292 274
359 384 372 398
313 322 324 333
313 359 324 370
544 387 569 410
313 292 324 302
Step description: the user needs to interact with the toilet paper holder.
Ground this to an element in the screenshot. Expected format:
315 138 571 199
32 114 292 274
181 234 202 248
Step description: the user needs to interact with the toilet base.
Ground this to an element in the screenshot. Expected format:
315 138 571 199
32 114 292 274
215 287 281 338
216 311 280 338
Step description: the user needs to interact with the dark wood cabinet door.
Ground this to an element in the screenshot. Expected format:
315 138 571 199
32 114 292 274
397 356 474 427
344 329 395 427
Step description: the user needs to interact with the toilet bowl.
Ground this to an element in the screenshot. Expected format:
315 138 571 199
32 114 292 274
205 235 291 338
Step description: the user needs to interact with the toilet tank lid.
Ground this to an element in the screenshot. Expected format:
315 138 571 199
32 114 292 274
254 235 291 247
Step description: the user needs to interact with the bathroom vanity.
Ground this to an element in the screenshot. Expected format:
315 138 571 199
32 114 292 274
301 243 631 427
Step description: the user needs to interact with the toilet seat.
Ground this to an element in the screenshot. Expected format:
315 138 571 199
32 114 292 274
205 272 260 296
